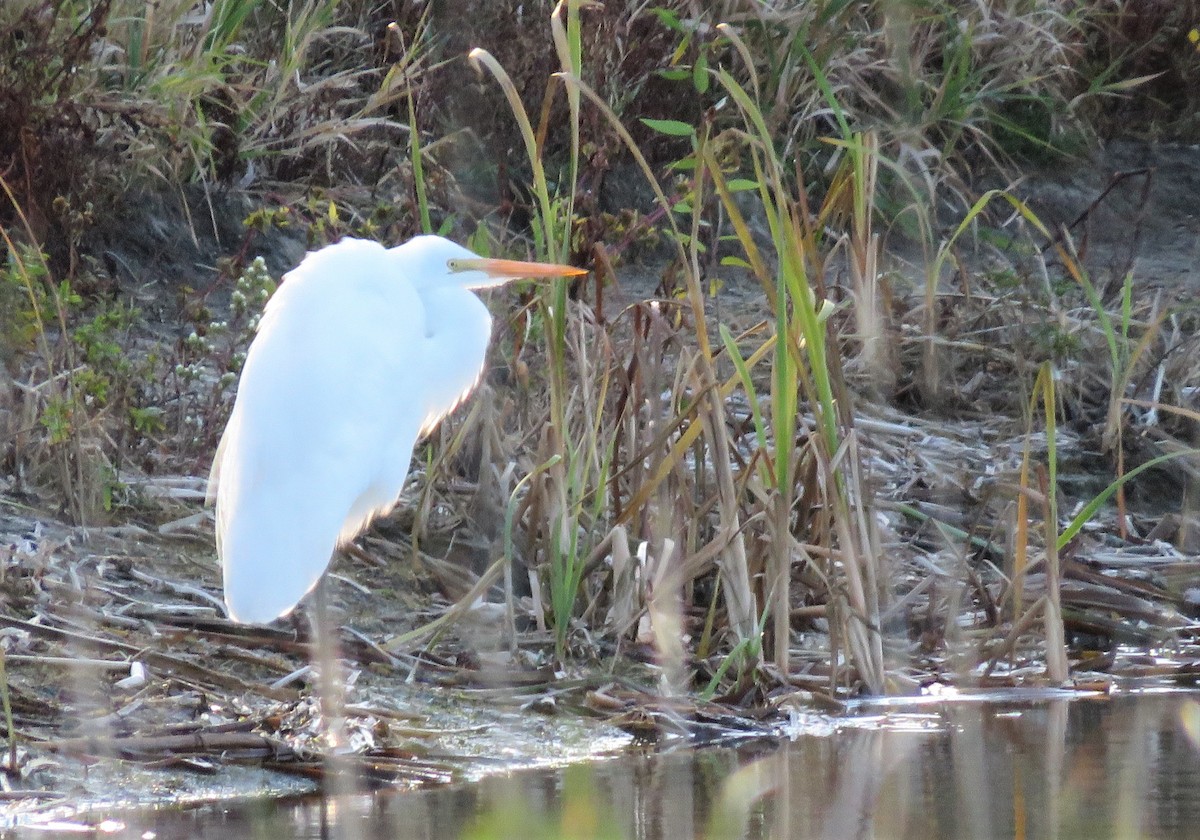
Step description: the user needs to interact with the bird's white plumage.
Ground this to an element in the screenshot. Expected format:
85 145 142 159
209 236 498 624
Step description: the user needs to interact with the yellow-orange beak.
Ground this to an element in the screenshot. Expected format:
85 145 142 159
450 256 587 287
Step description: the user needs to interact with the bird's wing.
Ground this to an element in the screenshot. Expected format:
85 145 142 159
406 283 494 439
211 240 429 623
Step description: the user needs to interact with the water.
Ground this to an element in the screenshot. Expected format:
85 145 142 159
9 691 1200 839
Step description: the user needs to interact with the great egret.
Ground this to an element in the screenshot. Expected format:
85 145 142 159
207 235 585 624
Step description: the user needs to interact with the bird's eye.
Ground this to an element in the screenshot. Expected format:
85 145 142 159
447 259 464 272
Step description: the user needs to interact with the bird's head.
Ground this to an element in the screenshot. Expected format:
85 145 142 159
396 235 586 291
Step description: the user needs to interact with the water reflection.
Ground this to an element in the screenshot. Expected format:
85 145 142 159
36 692 1200 839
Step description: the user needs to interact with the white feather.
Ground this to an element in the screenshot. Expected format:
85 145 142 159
209 236 496 623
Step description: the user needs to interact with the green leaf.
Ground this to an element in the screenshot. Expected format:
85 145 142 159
720 256 753 269
726 178 758 191
646 7 682 32
692 52 709 93
658 69 689 81
640 118 696 137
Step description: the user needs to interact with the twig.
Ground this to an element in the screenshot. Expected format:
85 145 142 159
0 615 297 702
44 732 285 759
1039 168 1152 256
383 554 507 653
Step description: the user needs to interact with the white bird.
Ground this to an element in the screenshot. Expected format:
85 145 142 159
207 235 585 624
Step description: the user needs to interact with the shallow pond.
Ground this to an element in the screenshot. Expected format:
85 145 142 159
10 690 1200 839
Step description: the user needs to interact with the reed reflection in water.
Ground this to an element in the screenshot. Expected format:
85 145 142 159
94 692 1200 840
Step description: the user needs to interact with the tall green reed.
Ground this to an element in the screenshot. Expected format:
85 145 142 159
468 1 606 658
710 24 887 691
